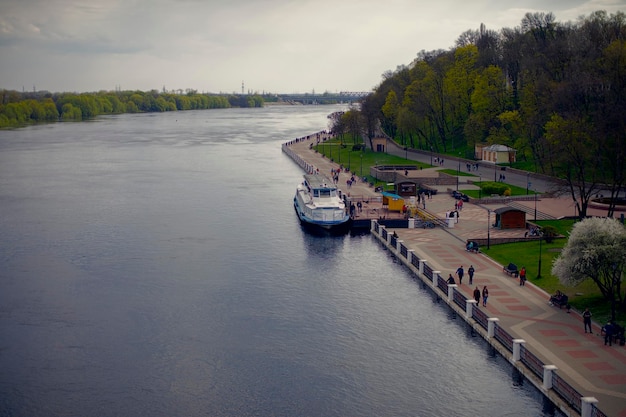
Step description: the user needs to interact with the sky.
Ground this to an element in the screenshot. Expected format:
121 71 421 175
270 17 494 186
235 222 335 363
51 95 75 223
1 0 625 95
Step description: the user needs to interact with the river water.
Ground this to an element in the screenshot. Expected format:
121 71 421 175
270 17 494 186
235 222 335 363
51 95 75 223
0 106 557 416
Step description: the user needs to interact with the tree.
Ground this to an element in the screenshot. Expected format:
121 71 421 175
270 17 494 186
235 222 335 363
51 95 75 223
552 217 626 321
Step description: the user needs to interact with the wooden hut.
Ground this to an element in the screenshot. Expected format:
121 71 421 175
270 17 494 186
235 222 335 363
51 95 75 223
493 207 526 229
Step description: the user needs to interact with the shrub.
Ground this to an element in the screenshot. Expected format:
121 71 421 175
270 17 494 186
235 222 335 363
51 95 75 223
481 181 511 196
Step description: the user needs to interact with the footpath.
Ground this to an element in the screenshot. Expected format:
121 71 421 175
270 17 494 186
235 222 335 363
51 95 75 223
283 135 626 417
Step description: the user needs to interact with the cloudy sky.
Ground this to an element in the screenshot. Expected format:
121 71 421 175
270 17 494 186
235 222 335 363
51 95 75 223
1 0 624 94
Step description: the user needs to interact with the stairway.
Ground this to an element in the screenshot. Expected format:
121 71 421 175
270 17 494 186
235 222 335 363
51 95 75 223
506 201 555 220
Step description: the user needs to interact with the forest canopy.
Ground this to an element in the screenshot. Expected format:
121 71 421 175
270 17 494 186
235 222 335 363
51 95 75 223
359 10 626 217
0 89 266 128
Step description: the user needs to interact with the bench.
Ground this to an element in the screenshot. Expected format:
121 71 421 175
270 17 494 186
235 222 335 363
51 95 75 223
549 294 569 309
503 263 519 277
466 241 479 253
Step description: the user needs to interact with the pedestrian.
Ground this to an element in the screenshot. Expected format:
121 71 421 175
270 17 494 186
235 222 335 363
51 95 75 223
468 265 475 285
583 308 592 334
604 321 613 346
456 265 464 285
519 266 526 286
482 286 489 307
473 286 481 305
447 274 455 284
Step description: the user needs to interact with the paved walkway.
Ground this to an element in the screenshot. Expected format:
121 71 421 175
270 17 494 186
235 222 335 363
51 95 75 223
284 135 626 417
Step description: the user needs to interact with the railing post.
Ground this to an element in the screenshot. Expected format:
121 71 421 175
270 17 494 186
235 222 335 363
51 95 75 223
419 260 426 276
487 318 499 339
408 218 415 228
447 284 457 302
432 270 441 289
580 397 598 417
512 339 525 362
466 299 477 318
542 365 557 390
370 219 376 232
407 249 414 266
396 239 403 251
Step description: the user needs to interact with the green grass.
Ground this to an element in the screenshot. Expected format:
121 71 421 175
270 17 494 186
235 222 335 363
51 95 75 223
438 169 476 177
313 141 429 186
482 220 624 323
463 181 537 198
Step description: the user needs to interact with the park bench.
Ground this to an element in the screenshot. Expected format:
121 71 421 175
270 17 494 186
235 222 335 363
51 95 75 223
503 263 519 277
466 241 479 253
551 294 569 309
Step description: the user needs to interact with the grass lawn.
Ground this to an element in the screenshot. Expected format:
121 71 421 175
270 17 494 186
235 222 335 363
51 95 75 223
313 141 430 187
481 220 624 324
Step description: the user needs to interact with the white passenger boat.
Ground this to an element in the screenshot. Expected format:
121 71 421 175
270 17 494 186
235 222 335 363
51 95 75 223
294 174 351 231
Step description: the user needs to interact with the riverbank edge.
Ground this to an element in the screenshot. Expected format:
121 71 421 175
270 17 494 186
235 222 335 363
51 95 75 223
370 224 580 417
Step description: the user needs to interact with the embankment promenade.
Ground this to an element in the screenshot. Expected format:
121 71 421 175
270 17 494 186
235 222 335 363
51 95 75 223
283 133 626 417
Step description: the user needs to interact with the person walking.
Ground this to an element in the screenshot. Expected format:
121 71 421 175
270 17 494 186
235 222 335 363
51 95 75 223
468 265 475 285
473 287 481 306
519 266 527 286
456 265 464 285
583 308 592 334
604 321 614 346
482 286 489 307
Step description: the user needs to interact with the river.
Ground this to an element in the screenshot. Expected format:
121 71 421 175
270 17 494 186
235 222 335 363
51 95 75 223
0 106 558 416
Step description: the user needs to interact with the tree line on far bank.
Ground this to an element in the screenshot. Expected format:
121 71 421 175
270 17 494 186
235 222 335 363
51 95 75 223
353 10 625 219
0 89 265 128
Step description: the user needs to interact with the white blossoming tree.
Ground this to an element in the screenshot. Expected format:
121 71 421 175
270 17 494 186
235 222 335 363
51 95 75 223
552 217 626 321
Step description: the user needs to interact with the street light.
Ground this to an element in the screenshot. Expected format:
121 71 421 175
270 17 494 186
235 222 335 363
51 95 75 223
430 146 433 166
526 172 530 195
487 209 491 249
479 175 482 199
456 154 461 191
534 188 537 221
360 153 363 177
537 231 543 278
493 152 498 181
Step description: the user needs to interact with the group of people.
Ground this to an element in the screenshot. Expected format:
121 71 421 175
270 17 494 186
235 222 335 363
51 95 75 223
548 290 568 307
446 265 488 307
473 286 489 307
466 163 479 172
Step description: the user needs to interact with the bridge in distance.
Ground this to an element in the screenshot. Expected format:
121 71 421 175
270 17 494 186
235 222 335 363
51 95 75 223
274 91 369 104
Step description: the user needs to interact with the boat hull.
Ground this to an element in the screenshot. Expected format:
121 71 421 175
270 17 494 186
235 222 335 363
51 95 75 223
293 197 351 233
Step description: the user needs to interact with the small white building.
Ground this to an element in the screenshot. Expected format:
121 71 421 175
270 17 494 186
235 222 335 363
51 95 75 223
479 144 517 164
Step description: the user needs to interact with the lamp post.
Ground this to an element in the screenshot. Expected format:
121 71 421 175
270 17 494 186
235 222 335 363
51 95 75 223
430 146 433 166
493 152 498 181
537 232 543 278
360 153 363 177
487 209 491 249
534 188 537 221
404 146 408 160
479 175 482 199
456 154 461 191
526 172 530 195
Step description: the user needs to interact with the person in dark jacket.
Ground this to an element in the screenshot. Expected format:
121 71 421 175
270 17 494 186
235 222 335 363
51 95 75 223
583 308 592 333
473 287 481 305
604 322 614 346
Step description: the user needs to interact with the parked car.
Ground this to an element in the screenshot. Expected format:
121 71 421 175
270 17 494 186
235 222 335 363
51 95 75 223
451 190 469 201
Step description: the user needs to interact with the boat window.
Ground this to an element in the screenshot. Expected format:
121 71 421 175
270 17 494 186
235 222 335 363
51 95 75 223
319 189 331 198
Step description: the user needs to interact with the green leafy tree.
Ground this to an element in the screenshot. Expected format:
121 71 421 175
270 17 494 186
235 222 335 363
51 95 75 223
552 217 626 321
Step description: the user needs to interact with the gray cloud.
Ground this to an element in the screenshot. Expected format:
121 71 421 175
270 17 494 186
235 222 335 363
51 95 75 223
1 0 624 93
